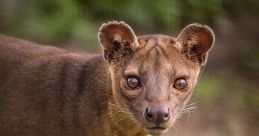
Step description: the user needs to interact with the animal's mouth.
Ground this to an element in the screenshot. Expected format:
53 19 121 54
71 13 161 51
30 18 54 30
148 126 166 130
146 126 168 135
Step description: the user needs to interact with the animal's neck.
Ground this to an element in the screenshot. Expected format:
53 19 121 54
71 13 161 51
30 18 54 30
107 103 148 136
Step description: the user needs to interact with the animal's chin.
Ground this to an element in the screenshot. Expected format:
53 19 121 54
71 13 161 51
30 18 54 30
146 126 168 136
132 113 174 135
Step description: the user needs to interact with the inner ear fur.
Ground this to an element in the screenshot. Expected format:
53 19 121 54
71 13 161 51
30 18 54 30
98 21 138 61
177 23 215 65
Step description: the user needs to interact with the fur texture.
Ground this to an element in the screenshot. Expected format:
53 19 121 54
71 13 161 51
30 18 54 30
0 21 215 136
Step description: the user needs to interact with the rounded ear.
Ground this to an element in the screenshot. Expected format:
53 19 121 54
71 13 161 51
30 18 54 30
177 23 215 65
98 21 138 62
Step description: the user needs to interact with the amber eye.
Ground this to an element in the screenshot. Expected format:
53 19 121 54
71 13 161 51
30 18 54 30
126 76 142 89
173 78 187 90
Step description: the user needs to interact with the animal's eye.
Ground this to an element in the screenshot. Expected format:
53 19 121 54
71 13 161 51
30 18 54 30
126 76 142 89
173 78 187 90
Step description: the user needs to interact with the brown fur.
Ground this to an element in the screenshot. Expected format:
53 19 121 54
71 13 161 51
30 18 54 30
0 21 215 136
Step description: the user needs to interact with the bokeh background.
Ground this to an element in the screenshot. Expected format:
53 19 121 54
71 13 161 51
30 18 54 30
1 0 259 136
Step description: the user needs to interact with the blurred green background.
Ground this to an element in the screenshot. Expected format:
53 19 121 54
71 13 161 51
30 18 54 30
1 0 259 136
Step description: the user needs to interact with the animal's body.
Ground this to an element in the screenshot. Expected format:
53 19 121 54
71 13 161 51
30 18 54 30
0 21 215 136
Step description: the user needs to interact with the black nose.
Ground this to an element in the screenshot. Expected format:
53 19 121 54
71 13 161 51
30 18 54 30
145 106 170 124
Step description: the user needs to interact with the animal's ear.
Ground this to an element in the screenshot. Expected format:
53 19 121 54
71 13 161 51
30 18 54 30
98 21 139 62
177 23 215 65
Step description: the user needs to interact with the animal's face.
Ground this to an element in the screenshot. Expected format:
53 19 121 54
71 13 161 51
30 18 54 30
98 21 215 135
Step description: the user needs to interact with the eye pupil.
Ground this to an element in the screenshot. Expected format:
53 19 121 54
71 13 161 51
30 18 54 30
127 77 141 89
174 78 187 90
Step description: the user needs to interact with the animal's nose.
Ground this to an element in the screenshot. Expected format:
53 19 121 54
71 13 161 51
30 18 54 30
144 106 170 124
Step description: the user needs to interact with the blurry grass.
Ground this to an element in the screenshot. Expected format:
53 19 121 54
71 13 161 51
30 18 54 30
196 76 224 103
0 0 224 42
197 75 259 108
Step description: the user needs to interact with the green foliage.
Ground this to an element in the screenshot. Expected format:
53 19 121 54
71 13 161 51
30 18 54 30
196 76 224 103
197 76 259 108
20 0 82 41
1 0 258 43
82 0 223 32
0 0 224 42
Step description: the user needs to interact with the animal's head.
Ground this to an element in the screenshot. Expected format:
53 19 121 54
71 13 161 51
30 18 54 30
98 21 215 135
